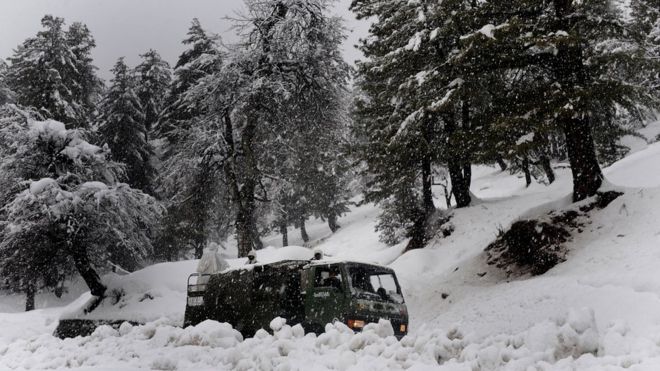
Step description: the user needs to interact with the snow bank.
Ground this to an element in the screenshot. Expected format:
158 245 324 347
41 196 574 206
3 309 660 370
59 246 317 324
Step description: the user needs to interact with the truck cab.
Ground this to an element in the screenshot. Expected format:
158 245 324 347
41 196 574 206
184 260 408 338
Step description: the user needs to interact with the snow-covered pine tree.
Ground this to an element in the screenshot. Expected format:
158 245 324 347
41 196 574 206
157 18 223 146
66 21 104 120
0 113 161 309
98 58 155 194
352 0 471 248
0 61 14 105
5 16 101 128
156 20 226 260
134 49 171 138
632 0 660 95
457 0 660 201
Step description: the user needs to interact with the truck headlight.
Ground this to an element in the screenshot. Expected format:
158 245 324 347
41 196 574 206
187 296 204 307
347 319 365 329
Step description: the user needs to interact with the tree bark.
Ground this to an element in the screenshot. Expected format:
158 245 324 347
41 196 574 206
71 248 106 297
405 214 427 251
299 216 309 243
552 0 602 201
463 164 472 190
328 214 340 233
280 222 288 246
194 242 204 259
25 280 35 311
496 156 508 171
445 115 472 208
563 119 603 201
422 146 435 215
540 155 555 184
522 156 532 187
223 110 260 258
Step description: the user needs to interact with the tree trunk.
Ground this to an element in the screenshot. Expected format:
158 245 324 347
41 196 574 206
449 164 472 207
224 110 261 258
540 155 555 184
25 280 35 311
236 208 255 257
300 216 309 243
443 185 452 208
563 119 603 201
496 156 508 171
405 213 428 251
463 164 472 190
552 1 601 201
422 151 435 215
280 222 288 246
522 156 532 187
328 214 340 233
421 115 436 215
250 219 263 250
194 243 204 259
71 248 106 297
444 115 471 208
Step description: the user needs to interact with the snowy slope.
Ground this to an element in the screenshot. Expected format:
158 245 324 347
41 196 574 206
3 142 660 369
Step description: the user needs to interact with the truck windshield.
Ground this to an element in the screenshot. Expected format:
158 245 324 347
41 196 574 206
348 267 404 304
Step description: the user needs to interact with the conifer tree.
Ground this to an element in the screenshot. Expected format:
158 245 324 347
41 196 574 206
134 49 171 137
457 0 660 201
0 61 13 105
98 58 155 194
156 20 225 260
5 16 101 128
157 19 223 145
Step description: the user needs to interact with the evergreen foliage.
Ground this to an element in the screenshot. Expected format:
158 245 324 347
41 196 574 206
5 16 102 128
134 49 171 137
156 20 226 260
98 58 155 194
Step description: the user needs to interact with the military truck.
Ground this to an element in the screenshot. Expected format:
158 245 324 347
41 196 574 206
184 260 409 338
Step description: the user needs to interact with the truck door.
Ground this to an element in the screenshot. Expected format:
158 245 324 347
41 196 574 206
304 264 348 330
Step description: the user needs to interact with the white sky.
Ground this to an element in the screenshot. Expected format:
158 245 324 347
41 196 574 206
0 0 370 80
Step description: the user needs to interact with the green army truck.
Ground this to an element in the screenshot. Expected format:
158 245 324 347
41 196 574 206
184 260 409 338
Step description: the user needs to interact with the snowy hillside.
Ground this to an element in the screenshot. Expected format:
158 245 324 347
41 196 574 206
1 139 660 369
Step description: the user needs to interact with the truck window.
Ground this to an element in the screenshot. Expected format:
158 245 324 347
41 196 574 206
348 267 404 303
314 266 343 290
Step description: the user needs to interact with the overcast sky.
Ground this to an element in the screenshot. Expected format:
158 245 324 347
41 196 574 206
0 0 370 80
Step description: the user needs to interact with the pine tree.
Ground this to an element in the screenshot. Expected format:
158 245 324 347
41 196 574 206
5 16 101 128
157 19 223 145
98 58 155 194
134 49 171 137
156 20 225 260
0 60 14 105
66 21 104 119
351 0 459 248
457 0 660 201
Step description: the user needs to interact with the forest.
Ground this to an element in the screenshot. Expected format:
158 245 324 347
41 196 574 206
0 0 659 313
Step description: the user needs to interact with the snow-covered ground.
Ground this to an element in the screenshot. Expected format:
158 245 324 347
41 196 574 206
3 137 660 369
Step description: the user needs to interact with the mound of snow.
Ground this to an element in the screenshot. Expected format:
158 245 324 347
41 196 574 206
4 308 660 370
60 246 319 325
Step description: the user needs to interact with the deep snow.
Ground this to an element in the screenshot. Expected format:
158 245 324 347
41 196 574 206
3 133 660 369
